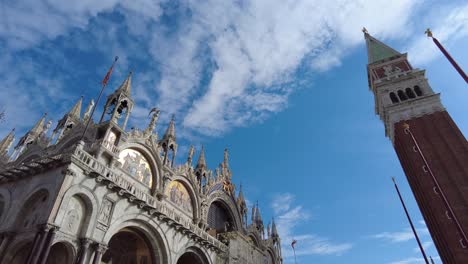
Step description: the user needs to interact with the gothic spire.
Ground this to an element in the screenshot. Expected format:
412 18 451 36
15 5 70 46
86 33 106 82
30 113 47 136
363 29 402 64
195 145 207 178
68 96 83 120
256 202 263 224
54 96 83 134
162 114 176 142
251 203 257 224
117 71 132 96
237 183 245 205
272 217 279 238
0 128 15 156
160 114 177 167
13 113 47 159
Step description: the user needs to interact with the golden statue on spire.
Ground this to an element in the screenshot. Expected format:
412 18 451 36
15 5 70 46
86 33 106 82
425 28 433 38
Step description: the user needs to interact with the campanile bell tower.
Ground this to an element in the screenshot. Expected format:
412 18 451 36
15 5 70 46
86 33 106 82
364 30 468 263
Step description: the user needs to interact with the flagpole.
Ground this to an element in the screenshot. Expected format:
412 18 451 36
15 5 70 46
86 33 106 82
425 28 468 83
291 240 297 264
80 56 119 141
293 248 297 264
430 256 435 264
392 177 429 264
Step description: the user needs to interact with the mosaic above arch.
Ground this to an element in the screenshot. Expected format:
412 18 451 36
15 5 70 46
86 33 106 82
165 181 193 215
118 148 153 187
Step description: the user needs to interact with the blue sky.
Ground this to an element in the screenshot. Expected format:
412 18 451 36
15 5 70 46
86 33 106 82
1 0 467 263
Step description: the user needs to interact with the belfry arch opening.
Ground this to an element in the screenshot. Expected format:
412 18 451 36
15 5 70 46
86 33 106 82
102 228 153 264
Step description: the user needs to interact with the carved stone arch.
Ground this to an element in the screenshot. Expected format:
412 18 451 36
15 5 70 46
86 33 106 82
103 213 170 264
248 232 261 247
5 238 34 264
165 175 200 220
54 184 99 238
53 130 84 153
15 146 43 164
176 246 213 264
0 187 12 225
265 247 277 264
46 240 77 264
205 191 242 232
116 141 162 194
16 188 50 229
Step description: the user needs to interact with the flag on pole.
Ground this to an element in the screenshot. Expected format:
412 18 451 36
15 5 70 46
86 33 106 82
102 56 119 86
291 239 297 249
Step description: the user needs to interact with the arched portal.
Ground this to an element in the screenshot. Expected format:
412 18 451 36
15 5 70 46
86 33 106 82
45 242 75 264
177 248 209 264
102 228 153 264
10 242 33 264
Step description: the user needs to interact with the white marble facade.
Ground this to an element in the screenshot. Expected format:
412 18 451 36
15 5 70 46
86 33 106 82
0 74 282 264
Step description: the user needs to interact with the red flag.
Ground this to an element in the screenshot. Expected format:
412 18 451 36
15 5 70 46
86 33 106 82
101 56 119 86
291 239 297 249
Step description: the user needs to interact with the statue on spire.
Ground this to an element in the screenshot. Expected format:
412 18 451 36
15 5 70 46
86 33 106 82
144 107 160 136
187 145 195 166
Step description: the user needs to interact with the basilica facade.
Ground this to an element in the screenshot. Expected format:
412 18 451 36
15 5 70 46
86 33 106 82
0 73 283 264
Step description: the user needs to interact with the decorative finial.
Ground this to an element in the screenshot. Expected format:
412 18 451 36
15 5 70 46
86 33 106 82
187 145 195 164
403 123 410 129
362 27 368 34
425 28 433 38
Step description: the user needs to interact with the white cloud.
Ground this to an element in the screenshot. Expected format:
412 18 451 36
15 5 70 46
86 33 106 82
373 227 429 243
0 0 465 140
271 193 352 261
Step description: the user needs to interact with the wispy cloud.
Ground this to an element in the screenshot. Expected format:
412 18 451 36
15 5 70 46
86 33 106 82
271 193 352 261
407 3 468 66
372 227 429 243
0 0 466 141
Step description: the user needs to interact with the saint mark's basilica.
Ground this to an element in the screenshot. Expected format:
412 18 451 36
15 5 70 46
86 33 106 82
0 70 282 264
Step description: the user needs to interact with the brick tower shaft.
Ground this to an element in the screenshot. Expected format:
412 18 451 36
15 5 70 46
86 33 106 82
365 31 468 263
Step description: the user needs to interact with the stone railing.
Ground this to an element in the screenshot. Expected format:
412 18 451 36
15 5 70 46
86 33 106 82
72 146 228 252
90 139 119 155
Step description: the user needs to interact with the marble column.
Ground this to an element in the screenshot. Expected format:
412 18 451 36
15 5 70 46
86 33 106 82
25 228 43 264
38 226 58 264
92 243 107 264
77 238 92 264
0 232 15 263
30 224 53 264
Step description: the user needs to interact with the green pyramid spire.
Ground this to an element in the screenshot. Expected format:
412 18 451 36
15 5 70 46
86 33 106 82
364 32 402 64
